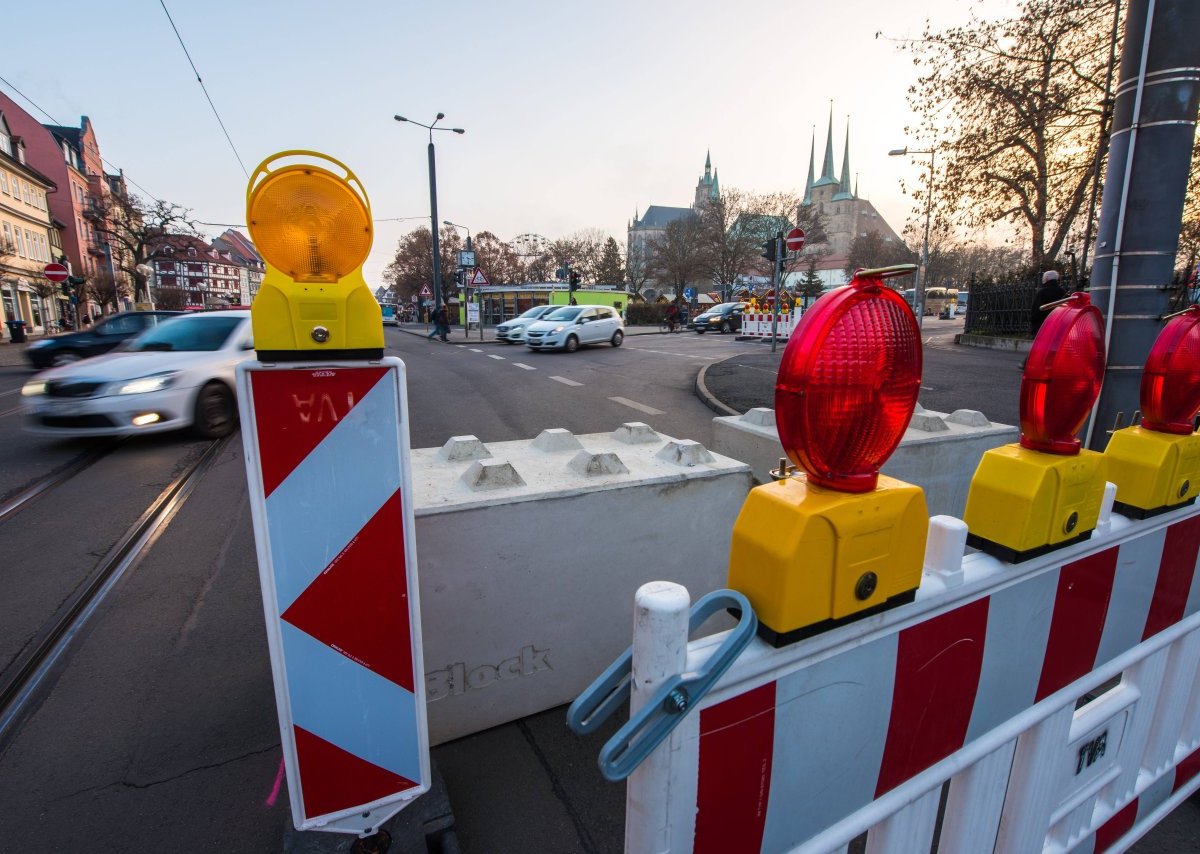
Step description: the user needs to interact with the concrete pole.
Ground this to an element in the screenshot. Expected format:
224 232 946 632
427 140 443 313
1085 0 1200 449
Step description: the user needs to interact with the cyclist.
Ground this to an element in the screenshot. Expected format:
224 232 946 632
665 302 681 333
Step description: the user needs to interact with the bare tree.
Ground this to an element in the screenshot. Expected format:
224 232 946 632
87 189 200 302
897 0 1118 266
625 240 650 298
89 270 129 314
648 215 708 302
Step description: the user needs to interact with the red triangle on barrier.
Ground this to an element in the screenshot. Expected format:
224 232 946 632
251 367 389 498
294 725 419 819
282 490 414 692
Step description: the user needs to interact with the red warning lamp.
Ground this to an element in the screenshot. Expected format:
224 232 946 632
775 266 922 492
1018 292 1106 455
1140 306 1200 434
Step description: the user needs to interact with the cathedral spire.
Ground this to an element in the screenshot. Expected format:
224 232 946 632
833 117 854 200
803 126 816 205
710 168 720 199
704 149 712 181
813 103 838 188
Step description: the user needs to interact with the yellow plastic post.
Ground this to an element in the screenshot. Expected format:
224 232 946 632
246 150 383 360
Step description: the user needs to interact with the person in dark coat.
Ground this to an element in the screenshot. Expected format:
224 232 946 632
435 305 450 342
1031 270 1066 338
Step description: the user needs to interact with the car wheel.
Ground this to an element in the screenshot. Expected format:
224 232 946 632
51 350 83 367
611 330 624 347
564 335 579 353
696 329 705 334
720 321 732 334
193 382 237 439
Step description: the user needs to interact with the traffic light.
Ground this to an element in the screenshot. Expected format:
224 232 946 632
760 239 777 263
569 269 581 292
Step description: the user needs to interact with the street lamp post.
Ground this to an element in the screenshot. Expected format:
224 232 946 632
889 146 936 328
394 113 465 313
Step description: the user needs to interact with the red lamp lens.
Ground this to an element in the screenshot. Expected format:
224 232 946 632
1019 293 1105 454
775 275 922 493
1141 306 1200 434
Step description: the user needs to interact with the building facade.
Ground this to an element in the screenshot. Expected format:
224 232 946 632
0 111 66 337
794 111 908 288
627 151 720 299
211 229 264 306
150 235 241 308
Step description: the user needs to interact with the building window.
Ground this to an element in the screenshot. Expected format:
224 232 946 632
2 222 11 249
0 172 7 195
0 129 10 157
13 228 23 257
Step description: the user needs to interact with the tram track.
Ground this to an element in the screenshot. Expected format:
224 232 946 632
0 442 120 524
0 434 233 741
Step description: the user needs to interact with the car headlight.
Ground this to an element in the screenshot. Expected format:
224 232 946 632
27 339 51 349
550 325 565 334
21 380 46 397
110 372 180 395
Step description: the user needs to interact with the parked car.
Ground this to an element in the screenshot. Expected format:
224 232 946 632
24 310 184 369
22 311 254 439
524 305 624 352
495 305 558 344
692 302 748 334
381 304 399 326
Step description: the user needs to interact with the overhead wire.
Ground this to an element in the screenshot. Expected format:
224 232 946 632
158 0 249 179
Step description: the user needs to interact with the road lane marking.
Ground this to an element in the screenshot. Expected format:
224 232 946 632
609 397 664 415
468 348 483 353
514 363 536 371
488 354 505 360
551 376 582 387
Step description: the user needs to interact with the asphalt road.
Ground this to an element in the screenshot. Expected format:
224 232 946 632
0 324 1196 852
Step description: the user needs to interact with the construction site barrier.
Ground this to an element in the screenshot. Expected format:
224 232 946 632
586 496 1200 853
740 313 801 339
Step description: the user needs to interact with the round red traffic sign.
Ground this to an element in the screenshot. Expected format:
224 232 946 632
785 228 806 253
43 263 69 283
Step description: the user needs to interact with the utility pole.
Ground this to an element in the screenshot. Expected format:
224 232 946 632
770 231 784 353
1084 0 1200 450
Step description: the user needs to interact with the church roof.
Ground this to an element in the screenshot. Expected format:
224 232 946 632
635 205 694 228
833 119 854 201
803 129 816 205
813 104 838 188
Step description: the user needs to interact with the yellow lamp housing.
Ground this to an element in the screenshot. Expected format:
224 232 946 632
963 444 1107 563
1106 426 1200 518
727 473 927 647
246 150 382 359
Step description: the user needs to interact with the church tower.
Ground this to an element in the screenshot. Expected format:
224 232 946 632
694 150 719 207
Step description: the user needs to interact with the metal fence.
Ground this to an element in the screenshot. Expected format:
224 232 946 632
964 280 1037 337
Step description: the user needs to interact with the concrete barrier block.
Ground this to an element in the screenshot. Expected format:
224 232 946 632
740 407 776 427
947 409 991 427
656 439 716 466
412 427 752 744
711 406 1018 518
612 422 661 444
439 435 492 462
910 412 950 432
568 450 630 477
461 460 525 490
531 428 583 452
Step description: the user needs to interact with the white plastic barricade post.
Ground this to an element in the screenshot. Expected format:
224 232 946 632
239 359 429 834
593 502 1200 853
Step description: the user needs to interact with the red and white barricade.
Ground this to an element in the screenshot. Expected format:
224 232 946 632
603 496 1200 853
741 312 801 339
238 359 429 834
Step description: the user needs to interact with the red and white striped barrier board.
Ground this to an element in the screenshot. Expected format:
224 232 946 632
621 501 1200 853
741 313 800 339
237 358 429 834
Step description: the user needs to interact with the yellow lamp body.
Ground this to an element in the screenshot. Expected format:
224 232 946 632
727 474 927 646
1105 426 1200 518
245 151 383 359
963 443 1107 562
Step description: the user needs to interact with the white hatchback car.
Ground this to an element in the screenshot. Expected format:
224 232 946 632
495 305 557 344
22 311 254 439
524 305 624 352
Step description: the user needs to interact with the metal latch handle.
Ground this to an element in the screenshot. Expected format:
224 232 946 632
566 589 757 781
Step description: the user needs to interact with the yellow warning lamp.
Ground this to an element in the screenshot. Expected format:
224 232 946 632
964 293 1108 562
727 265 927 646
1105 306 1200 518
246 150 382 359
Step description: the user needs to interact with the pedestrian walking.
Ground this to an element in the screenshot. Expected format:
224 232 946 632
1030 270 1066 338
435 305 450 342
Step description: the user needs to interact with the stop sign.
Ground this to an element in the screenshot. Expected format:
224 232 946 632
785 228 806 253
43 263 69 283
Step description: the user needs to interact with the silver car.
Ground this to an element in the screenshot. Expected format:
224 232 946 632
495 305 557 344
524 306 624 352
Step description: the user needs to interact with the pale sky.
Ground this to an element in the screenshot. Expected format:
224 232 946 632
4 0 1010 285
